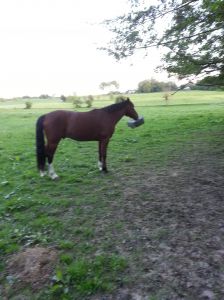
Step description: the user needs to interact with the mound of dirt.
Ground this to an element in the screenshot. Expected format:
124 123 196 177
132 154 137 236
6 246 58 290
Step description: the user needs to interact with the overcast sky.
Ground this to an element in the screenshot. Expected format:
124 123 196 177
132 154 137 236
0 0 170 98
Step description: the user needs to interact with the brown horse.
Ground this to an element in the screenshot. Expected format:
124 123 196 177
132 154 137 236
36 98 139 179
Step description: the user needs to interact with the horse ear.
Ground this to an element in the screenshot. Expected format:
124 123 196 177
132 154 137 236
127 98 130 102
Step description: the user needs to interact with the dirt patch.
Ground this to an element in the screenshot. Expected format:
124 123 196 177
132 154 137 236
92 135 224 299
6 246 58 290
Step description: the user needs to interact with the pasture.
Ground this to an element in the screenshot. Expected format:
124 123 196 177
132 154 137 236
1 91 224 299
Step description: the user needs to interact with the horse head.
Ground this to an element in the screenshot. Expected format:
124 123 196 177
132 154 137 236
125 98 139 120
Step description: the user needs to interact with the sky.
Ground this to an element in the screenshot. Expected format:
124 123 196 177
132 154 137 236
0 0 170 98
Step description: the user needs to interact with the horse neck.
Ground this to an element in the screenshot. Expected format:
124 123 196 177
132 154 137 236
109 108 127 125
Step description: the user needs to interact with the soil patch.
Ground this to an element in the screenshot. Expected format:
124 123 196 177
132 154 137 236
92 135 224 299
6 246 58 290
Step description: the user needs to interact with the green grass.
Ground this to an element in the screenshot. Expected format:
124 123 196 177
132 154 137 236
49 254 127 298
1 91 224 299
1 90 224 109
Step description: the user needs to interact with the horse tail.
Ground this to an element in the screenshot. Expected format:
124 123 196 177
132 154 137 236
36 115 46 170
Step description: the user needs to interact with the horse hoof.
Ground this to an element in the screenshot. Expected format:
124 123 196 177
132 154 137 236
50 174 59 180
98 161 103 171
40 171 47 177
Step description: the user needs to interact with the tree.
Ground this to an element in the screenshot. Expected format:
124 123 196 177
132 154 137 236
39 94 50 99
137 79 177 93
85 95 94 108
60 95 66 102
103 0 224 85
137 80 153 93
99 81 120 92
72 98 82 108
25 101 32 109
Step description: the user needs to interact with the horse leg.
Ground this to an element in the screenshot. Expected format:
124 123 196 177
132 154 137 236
45 141 60 180
98 141 103 171
99 139 109 172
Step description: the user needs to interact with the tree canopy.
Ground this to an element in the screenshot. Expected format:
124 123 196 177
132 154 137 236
103 0 224 85
99 81 120 91
137 78 177 93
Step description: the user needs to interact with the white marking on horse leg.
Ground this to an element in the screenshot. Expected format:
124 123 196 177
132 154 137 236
48 164 59 180
40 170 46 177
98 161 103 171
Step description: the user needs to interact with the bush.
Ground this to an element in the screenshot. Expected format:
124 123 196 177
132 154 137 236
60 95 67 102
85 95 94 108
25 101 32 109
73 98 82 108
162 93 170 104
66 96 83 108
39 94 50 99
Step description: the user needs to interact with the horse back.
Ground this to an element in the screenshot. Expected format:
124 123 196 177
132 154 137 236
44 109 114 142
66 109 114 141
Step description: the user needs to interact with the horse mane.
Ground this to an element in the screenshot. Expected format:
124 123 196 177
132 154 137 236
102 100 129 113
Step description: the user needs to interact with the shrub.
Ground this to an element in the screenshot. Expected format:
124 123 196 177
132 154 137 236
25 101 32 109
85 95 94 108
162 93 170 104
73 98 82 108
60 95 67 102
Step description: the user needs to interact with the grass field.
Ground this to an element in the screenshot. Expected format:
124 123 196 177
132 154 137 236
1 91 224 299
